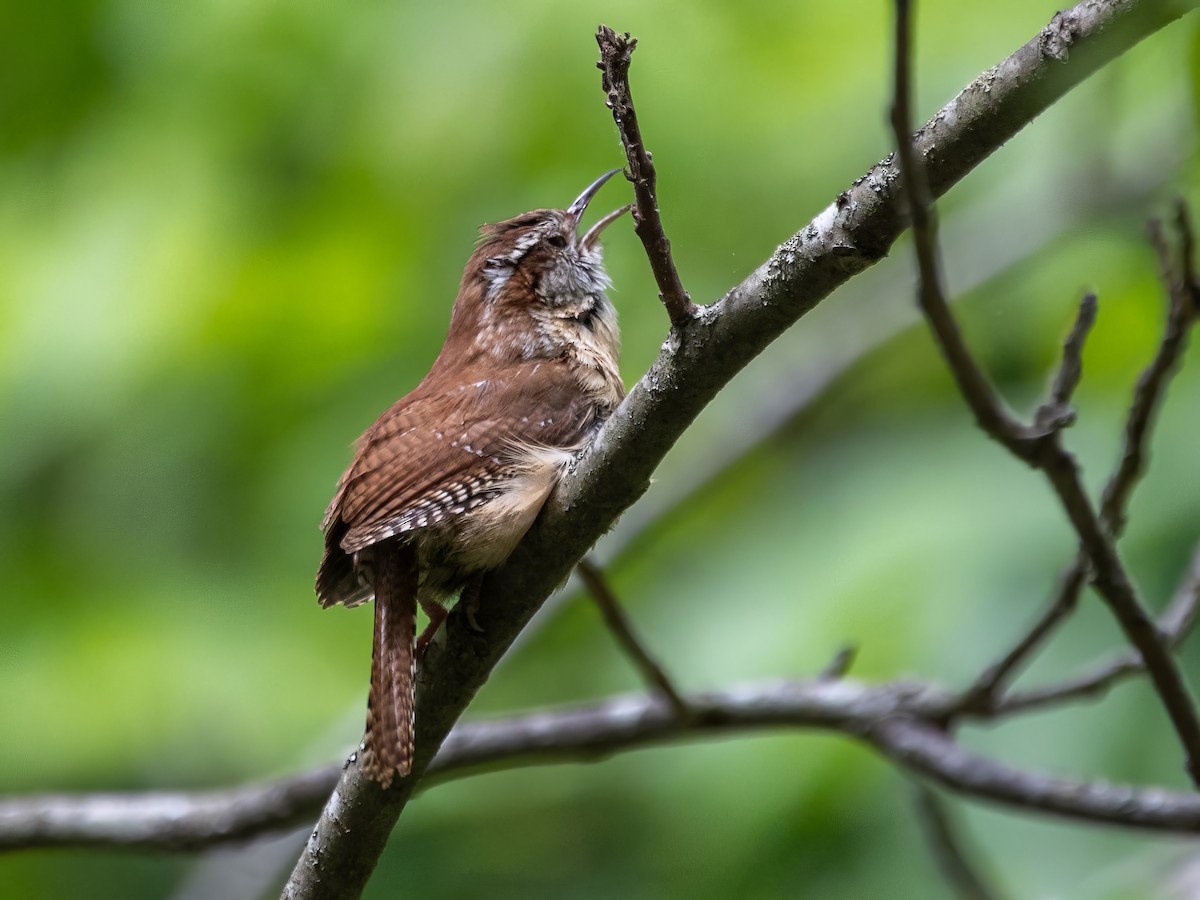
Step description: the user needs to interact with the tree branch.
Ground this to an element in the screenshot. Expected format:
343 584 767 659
959 562 1088 713
279 2 1200 895
0 768 339 853
595 26 697 328
1108 206 1200 533
17 678 1200 854
958 208 1200 713
3 548 1196 855
576 559 691 717
1036 292 1099 432
889 0 1200 783
873 716 1200 831
913 785 1003 900
890 0 1035 454
998 543 1200 715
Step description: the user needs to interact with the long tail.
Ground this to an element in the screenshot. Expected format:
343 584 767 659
360 542 417 788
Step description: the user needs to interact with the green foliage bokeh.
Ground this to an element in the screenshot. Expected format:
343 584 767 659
2 1 1199 897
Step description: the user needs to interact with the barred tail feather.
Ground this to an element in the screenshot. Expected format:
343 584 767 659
360 542 417 787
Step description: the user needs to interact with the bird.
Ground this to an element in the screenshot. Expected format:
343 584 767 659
316 169 630 786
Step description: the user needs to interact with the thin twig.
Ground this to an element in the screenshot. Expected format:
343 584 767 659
1104 213 1199 535
955 297 1099 710
962 217 1199 710
961 294 1098 708
1000 210 1199 707
1178 201 1198 296
819 644 858 681
913 785 1003 900
889 0 1037 460
576 559 691 717
1035 293 1098 432
990 207 1197 701
596 26 697 328
890 0 1200 785
958 562 1087 713
999 544 1200 716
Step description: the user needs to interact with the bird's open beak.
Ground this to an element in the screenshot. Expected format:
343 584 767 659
567 168 633 249
581 203 633 249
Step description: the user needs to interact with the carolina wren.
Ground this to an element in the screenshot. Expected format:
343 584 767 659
316 170 630 786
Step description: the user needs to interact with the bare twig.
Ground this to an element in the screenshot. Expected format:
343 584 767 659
1104 212 1200 535
1103 205 1197 533
999 544 1200 715
961 211 1200 710
819 644 858 681
1035 293 1099 431
889 0 1037 459
959 563 1087 713
913 785 1003 900
961 294 1099 707
595 26 697 328
959 204 1200 713
576 558 690 717
890 0 1200 785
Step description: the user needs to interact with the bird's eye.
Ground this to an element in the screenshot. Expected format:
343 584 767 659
546 234 567 249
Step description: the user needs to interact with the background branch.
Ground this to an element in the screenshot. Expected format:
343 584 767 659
959 223 1199 713
1035 292 1098 431
889 0 1200 781
959 563 1088 712
4 542 1197 855
1110 207 1200 532
575 558 691 717
998 543 1200 715
913 785 1003 900
17 677 1200 854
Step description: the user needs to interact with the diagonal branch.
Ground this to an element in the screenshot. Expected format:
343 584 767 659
889 0 1036 457
913 785 1004 900
998 543 1200 715
959 563 1088 712
576 559 691 717
1107 207 1200 533
959 206 1200 710
596 26 698 328
957 295 1098 710
281 3 1200 896
1035 292 1099 432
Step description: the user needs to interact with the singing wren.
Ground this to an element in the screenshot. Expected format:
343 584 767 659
316 170 630 786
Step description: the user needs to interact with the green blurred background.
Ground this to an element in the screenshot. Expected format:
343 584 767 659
2 0 1199 897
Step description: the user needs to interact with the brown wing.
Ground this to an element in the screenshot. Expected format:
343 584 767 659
316 359 596 606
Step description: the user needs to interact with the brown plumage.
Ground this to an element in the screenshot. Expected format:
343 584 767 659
317 171 628 787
